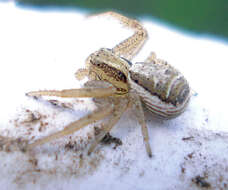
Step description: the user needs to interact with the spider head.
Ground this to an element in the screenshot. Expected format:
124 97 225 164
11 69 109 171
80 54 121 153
86 48 131 96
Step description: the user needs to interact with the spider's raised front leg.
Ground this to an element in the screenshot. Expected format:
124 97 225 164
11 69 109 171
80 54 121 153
88 98 129 155
89 11 148 61
130 92 152 157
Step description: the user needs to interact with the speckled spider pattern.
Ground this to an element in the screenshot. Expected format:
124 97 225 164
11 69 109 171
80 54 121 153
26 12 190 157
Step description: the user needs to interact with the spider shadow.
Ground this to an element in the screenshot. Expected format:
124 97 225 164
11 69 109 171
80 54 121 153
28 95 89 117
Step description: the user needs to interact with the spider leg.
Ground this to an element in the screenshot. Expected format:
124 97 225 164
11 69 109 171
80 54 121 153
130 92 152 157
144 52 157 63
88 98 129 155
26 81 116 98
89 11 148 61
75 68 89 80
26 105 114 150
144 52 166 64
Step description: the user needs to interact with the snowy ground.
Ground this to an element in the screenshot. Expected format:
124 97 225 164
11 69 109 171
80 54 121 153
0 2 228 190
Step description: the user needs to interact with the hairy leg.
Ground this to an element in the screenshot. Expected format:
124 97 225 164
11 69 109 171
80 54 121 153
89 11 148 61
88 98 129 155
75 68 89 80
26 81 116 98
144 52 156 63
26 104 114 150
144 52 166 65
130 92 152 157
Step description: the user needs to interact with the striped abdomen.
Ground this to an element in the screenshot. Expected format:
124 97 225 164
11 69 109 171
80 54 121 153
129 60 190 118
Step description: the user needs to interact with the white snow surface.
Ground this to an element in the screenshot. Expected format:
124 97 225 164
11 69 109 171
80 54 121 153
0 2 228 190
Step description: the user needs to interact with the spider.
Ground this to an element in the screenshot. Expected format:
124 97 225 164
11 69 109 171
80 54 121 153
26 12 190 157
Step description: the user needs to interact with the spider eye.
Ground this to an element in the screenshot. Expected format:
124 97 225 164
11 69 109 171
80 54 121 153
117 71 127 82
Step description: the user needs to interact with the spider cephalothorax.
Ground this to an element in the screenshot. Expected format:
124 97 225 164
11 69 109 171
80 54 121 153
26 12 190 157
86 48 131 96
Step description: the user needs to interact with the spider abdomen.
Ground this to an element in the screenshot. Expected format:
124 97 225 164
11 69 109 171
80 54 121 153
129 59 190 118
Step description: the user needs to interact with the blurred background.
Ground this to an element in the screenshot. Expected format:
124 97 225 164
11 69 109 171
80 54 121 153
15 0 228 41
